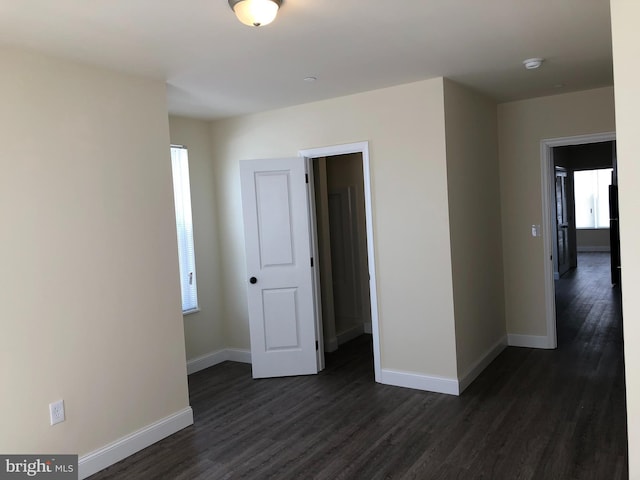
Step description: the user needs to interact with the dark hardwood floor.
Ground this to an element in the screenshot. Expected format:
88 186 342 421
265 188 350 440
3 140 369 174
90 252 627 479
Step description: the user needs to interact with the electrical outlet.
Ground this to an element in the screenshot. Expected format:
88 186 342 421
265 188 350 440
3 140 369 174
49 400 65 426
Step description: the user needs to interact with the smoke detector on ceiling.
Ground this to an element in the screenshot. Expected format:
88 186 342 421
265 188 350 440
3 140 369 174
523 58 544 70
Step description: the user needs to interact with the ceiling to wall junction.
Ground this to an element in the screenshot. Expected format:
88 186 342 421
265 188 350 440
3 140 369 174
0 1 613 119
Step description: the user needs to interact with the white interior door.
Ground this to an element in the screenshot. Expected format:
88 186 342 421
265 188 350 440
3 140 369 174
240 158 319 378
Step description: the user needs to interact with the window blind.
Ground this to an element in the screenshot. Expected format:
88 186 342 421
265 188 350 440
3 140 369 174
170 146 198 313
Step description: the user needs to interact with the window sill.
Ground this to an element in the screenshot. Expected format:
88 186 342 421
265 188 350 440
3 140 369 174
183 308 200 316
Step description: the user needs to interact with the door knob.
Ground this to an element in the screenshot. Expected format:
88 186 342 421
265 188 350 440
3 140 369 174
249 277 257 284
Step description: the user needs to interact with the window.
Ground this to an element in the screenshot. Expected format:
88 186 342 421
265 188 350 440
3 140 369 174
574 168 613 229
170 145 198 313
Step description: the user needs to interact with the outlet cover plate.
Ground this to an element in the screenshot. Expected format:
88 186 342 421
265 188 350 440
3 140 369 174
49 400 65 425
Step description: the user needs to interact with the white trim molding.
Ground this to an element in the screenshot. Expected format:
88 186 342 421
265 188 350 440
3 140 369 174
78 407 194 479
458 336 507 393
379 369 460 396
187 348 251 375
380 337 509 396
336 324 365 346
324 337 338 352
577 246 611 252
226 348 252 364
186 349 228 375
507 334 554 349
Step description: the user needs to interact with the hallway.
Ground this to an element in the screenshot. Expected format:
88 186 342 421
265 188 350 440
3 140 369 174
556 252 623 346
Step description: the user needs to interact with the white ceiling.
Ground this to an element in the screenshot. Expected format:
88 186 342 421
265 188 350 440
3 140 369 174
0 1 613 120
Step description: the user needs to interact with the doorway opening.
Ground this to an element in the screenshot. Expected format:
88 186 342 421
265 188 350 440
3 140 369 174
541 132 618 348
299 142 381 382
313 154 371 350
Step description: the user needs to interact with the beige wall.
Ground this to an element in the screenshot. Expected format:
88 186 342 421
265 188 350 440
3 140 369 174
497 87 615 337
0 47 190 455
210 78 459 378
443 80 506 377
169 116 226 360
610 1 640 476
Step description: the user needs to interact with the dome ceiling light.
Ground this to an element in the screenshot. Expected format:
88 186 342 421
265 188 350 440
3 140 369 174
228 0 282 27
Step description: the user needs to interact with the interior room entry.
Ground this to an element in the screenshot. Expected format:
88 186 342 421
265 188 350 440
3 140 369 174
239 143 382 382
312 154 372 353
544 135 619 349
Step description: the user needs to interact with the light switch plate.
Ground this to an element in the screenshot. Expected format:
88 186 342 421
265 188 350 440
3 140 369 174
531 224 541 237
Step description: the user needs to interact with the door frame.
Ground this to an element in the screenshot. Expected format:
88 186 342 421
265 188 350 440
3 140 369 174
299 141 382 383
540 131 616 349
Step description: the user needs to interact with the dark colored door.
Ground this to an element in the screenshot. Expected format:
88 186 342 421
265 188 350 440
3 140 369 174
609 185 621 285
555 168 570 277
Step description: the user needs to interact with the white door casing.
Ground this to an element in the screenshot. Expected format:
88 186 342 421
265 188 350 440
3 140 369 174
540 131 616 350
299 141 382 383
240 158 318 378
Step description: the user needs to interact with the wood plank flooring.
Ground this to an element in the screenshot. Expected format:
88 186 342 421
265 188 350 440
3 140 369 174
89 252 627 479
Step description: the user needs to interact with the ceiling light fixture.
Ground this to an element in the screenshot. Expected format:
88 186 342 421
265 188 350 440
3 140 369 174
228 0 282 27
523 58 544 70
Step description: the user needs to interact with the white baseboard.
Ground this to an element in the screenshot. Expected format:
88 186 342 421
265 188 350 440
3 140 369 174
187 348 251 375
577 246 610 252
380 336 509 396
226 348 251 364
379 368 459 396
78 407 193 479
324 337 338 352
363 322 372 334
186 349 228 375
508 333 554 349
337 324 365 346
458 336 507 393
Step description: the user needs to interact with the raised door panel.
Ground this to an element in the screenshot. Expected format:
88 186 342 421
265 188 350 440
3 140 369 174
240 158 318 378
